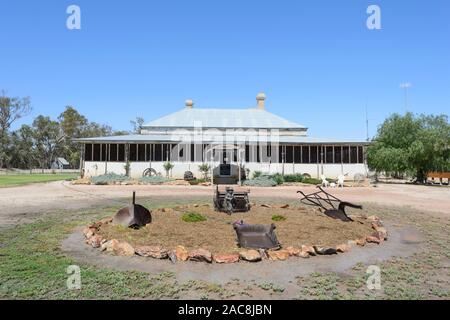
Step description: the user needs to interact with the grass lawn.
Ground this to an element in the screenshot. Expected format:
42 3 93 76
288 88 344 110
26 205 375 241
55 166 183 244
0 173 78 187
0 199 449 300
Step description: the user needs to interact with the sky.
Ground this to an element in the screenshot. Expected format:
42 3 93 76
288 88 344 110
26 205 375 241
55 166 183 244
0 0 449 140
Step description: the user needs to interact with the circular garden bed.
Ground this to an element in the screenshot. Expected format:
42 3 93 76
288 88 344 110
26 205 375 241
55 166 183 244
83 204 388 263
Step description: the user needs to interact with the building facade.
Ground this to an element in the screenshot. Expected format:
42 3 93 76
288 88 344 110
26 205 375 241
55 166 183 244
76 93 368 181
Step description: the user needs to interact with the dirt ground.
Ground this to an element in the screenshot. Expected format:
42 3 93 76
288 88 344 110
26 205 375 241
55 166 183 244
0 181 449 228
97 204 374 253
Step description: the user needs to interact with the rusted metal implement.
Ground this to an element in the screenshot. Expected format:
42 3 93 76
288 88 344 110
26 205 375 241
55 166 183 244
297 186 362 222
183 171 195 181
233 223 280 250
113 191 152 228
213 186 251 215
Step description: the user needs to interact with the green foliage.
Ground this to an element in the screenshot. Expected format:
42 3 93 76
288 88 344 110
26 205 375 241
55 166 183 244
91 173 131 185
269 173 284 185
367 113 450 182
139 176 171 185
252 171 262 179
188 178 207 185
198 163 211 180
302 177 322 185
163 162 175 178
272 214 286 221
283 174 304 183
243 176 278 187
181 212 207 223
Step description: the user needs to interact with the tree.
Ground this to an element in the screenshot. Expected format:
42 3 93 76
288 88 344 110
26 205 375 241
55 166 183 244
198 163 211 180
32 115 64 170
0 90 32 167
367 113 450 183
58 106 88 167
130 117 145 134
10 125 37 171
163 161 174 178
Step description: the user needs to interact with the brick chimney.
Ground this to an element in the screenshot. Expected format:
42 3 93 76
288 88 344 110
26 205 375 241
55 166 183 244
185 99 194 109
256 92 266 110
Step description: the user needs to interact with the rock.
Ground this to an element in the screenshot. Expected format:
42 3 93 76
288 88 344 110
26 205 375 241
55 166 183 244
135 246 168 259
87 234 103 248
161 208 174 214
347 240 357 246
71 178 91 185
239 250 262 262
298 251 310 258
301 245 316 256
367 215 381 223
286 246 301 256
168 251 177 263
372 225 388 240
313 246 338 255
83 227 96 239
115 242 135 256
99 217 113 225
189 249 212 263
336 243 351 253
101 239 119 252
261 204 271 208
366 233 382 244
267 249 290 261
356 237 367 246
279 204 290 209
213 253 240 264
175 246 189 261
258 249 268 259
193 204 199 207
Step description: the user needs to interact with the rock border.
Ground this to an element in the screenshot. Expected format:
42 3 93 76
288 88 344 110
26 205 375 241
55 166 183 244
82 208 388 264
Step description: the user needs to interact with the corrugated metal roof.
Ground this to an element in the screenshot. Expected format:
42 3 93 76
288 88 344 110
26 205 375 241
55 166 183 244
57 157 69 165
74 134 368 145
142 108 306 129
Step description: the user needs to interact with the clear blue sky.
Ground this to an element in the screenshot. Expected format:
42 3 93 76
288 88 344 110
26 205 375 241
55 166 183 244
1 0 449 140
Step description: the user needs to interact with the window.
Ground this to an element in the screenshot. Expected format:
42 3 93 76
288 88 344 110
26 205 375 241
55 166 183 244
302 146 310 163
350 146 358 164
129 144 137 161
294 146 301 163
334 146 342 163
279 146 284 163
154 144 162 161
109 144 118 162
191 144 195 162
245 144 250 162
358 146 364 163
118 144 125 161
326 146 334 163
285 146 293 163
93 144 100 161
145 144 151 162
310 146 318 163
343 146 350 163
138 144 146 162
85 144 92 161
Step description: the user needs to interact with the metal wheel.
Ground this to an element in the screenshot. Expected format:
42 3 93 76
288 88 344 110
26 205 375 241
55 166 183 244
143 168 157 177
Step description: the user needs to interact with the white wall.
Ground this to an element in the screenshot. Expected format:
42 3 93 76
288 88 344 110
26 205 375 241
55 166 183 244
84 161 367 179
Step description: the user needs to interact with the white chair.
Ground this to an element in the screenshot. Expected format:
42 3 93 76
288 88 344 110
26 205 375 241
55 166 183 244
337 175 345 188
321 175 329 187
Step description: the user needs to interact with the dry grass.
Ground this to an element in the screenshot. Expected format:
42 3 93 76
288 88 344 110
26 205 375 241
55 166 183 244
97 204 374 254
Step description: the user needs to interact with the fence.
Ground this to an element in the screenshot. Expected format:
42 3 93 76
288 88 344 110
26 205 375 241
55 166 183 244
0 169 80 175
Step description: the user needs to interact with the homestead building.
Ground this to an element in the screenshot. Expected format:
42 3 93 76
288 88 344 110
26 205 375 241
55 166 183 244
76 93 368 182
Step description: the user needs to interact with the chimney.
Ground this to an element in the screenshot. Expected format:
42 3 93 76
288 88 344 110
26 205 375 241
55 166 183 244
256 92 266 110
185 99 194 109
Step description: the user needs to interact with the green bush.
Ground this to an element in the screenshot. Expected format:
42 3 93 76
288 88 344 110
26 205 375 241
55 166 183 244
91 173 131 185
272 214 286 221
283 174 304 183
268 173 284 185
302 177 322 185
181 212 207 222
243 176 277 187
139 176 172 185
252 171 263 179
188 178 207 185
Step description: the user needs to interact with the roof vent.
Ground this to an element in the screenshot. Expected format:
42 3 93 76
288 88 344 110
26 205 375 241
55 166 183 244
185 99 194 109
256 92 266 110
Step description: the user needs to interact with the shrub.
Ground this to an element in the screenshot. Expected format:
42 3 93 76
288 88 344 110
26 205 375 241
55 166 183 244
163 162 175 178
91 173 131 185
269 173 284 185
243 176 277 187
198 163 211 180
272 214 286 221
182 212 207 223
139 176 171 185
283 174 304 183
302 177 322 185
189 178 207 185
252 171 263 179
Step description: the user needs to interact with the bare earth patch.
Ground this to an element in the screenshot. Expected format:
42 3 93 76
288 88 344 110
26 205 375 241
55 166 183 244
97 204 374 254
